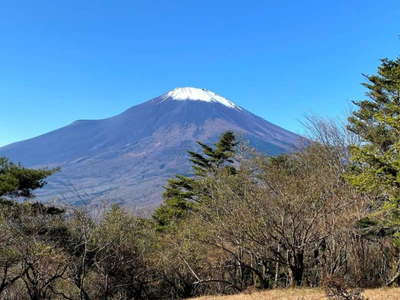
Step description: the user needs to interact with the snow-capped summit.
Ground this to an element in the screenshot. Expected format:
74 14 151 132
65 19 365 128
0 87 302 208
160 87 240 109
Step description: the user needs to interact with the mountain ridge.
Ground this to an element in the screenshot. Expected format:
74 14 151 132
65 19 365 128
0 87 303 208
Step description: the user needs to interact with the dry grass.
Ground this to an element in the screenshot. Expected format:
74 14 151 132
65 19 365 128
189 288 400 300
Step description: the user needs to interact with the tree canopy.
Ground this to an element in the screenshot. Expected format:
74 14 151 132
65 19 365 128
347 57 400 242
0 157 57 202
152 131 238 230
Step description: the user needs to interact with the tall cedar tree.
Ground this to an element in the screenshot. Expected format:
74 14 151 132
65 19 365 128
153 131 237 230
347 57 400 243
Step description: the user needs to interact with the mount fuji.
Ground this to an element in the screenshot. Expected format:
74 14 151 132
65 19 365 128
0 87 303 208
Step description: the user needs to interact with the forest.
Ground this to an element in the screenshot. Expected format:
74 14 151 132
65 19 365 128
1 56 400 299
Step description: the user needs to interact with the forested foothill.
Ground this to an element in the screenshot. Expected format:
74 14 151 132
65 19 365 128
1 56 400 299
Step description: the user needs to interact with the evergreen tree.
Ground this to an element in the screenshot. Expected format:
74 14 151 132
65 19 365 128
0 157 57 203
189 131 237 176
153 131 238 230
347 57 400 243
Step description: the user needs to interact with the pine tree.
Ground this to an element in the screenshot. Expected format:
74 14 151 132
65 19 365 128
0 157 63 219
347 57 400 243
0 157 57 202
153 131 238 230
189 131 237 176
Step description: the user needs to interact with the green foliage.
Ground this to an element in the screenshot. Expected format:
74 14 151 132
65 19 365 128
1 123 399 297
189 131 237 176
0 157 57 200
152 193 196 229
347 57 400 241
153 131 238 231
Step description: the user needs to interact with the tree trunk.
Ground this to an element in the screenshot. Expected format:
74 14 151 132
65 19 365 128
289 251 304 287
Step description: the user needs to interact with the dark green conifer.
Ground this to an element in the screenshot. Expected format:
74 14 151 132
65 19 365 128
347 57 400 243
153 131 237 230
0 157 57 202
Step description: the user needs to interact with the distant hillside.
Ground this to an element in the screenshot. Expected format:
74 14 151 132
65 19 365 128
0 87 303 208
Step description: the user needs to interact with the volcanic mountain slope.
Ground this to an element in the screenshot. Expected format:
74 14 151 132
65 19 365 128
0 87 303 208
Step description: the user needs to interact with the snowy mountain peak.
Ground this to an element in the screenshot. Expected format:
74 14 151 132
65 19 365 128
160 87 240 109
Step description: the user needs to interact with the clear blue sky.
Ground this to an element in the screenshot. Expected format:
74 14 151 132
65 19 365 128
1 0 399 146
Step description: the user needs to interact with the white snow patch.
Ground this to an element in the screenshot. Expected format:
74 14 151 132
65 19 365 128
160 87 241 110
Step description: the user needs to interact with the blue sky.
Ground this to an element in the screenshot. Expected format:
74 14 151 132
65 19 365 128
1 0 399 146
